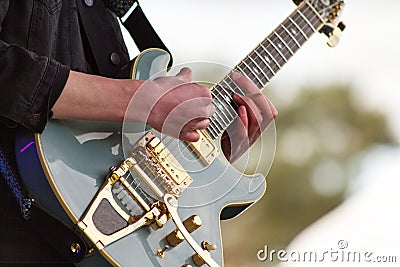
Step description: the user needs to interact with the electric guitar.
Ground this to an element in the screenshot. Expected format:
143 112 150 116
15 1 345 266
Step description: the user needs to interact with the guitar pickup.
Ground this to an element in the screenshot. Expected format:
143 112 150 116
187 130 219 165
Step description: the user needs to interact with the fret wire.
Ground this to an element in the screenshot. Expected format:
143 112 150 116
267 38 287 63
297 9 316 32
206 120 219 138
260 43 281 69
211 90 236 123
209 108 226 132
275 26 299 54
241 60 265 89
237 63 255 86
293 14 313 39
205 127 217 140
247 53 269 84
299 3 319 27
209 119 224 137
224 74 245 96
289 17 308 40
204 2 325 140
254 49 276 76
209 118 225 138
249 55 270 83
213 83 238 119
215 82 238 113
211 97 232 127
299 4 322 38
303 1 325 29
212 104 230 127
309 12 324 32
209 81 242 137
235 64 260 91
274 31 294 56
281 24 301 48
284 19 307 47
292 15 311 37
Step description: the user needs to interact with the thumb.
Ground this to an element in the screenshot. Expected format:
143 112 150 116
175 67 192 83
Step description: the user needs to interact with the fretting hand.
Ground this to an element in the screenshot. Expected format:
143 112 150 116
221 72 278 162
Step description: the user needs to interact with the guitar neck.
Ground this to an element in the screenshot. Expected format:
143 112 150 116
206 1 324 140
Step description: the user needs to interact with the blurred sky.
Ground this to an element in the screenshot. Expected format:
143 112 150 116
125 0 400 143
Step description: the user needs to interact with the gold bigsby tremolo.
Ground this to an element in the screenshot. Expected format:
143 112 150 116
77 131 219 265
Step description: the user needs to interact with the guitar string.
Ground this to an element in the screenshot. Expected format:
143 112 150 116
124 4 322 197
124 3 321 193
122 4 324 200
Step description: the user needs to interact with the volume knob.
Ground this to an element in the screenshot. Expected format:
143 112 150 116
192 253 205 267
183 215 202 233
166 229 185 247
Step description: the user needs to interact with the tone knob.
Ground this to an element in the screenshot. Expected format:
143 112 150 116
183 215 202 233
166 229 185 247
192 253 205 267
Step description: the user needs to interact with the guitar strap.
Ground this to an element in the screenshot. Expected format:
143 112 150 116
122 3 173 68
117 2 174 77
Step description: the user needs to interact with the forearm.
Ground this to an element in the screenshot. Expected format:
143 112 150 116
52 71 145 123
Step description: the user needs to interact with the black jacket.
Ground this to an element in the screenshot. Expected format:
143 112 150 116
0 0 130 133
0 0 130 262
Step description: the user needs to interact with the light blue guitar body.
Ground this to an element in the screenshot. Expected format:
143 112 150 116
15 49 266 267
15 1 346 265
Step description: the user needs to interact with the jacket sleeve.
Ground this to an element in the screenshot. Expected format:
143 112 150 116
0 40 69 133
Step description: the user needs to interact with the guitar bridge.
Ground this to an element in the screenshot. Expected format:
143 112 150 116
77 131 193 250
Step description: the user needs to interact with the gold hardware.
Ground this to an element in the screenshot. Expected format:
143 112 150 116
192 253 206 267
70 243 81 254
146 133 193 186
183 215 202 233
201 241 217 251
166 215 201 247
87 247 95 256
166 229 185 247
157 245 170 258
150 213 169 230
164 194 219 267
327 21 346 47
187 130 219 165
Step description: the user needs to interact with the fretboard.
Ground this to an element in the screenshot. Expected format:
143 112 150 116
205 1 324 140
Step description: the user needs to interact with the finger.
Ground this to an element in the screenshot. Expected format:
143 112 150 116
231 72 259 95
192 97 215 118
265 96 278 118
237 105 249 132
186 118 210 131
233 93 262 128
180 130 200 142
175 67 192 83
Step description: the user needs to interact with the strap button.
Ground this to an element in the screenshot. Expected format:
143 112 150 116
110 52 121 65
84 0 94 7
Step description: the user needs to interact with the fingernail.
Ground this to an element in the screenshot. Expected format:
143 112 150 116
231 72 242 80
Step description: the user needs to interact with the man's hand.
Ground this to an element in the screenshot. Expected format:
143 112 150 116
127 67 215 142
221 72 278 163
